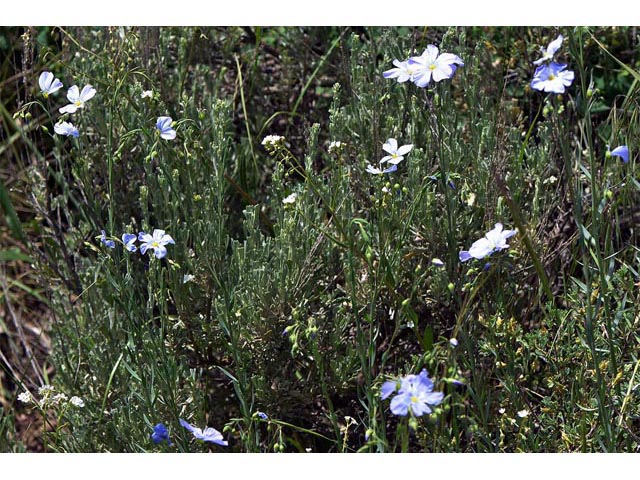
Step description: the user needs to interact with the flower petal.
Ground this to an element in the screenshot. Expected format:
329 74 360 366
611 145 629 163
79 85 96 102
396 144 413 156
59 104 78 114
468 238 494 259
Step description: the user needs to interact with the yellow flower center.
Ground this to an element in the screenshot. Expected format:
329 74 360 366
391 153 399 158
548 74 555 81
75 100 82 106
151 241 160 248
429 64 437 71
410 395 419 403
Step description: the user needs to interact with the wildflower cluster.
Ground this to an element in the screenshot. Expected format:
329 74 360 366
383 45 464 88
18 385 85 411
38 71 94 138
99 228 175 259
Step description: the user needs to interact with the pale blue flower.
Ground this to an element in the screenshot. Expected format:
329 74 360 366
408 45 464 88
122 233 137 252
380 138 413 165
59 85 96 114
533 34 564 65
100 230 115 249
431 258 445 267
179 418 228 446
138 229 174 259
156 116 176 140
382 59 420 83
54 121 79 138
39 71 63 98
381 370 444 417
530 62 574 94
366 163 397 175
459 223 516 262
151 423 172 446
610 145 629 163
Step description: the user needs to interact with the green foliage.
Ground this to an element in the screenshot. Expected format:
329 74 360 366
2 26 639 452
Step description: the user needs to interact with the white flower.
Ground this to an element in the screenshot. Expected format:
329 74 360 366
38 385 55 396
533 34 563 65
282 192 298 204
262 135 284 147
18 391 33 404
39 71 63 97
70 396 85 408
54 121 80 138
459 223 517 262
328 141 344 153
380 138 413 165
141 90 153 99
517 409 529 418
408 45 464 88
183 274 195 283
52 393 68 405
59 85 97 114
449 338 458 347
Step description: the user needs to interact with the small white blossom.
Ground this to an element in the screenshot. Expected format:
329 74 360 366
52 393 68 405
517 409 529 418
449 338 458 347
183 274 195 283
328 141 345 153
141 90 153 99
282 193 298 204
38 385 55 396
70 396 85 408
18 391 33 404
262 135 284 147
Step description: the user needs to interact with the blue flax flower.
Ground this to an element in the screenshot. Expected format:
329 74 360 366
54 121 79 138
100 230 115 249
366 163 397 175
408 45 464 88
382 59 420 83
138 229 175 259
59 85 96 114
530 62 574 94
179 418 228 446
122 233 137 252
533 34 563 65
39 71 63 98
459 223 516 262
380 138 413 165
151 423 172 446
610 145 629 163
381 369 444 417
156 116 176 140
